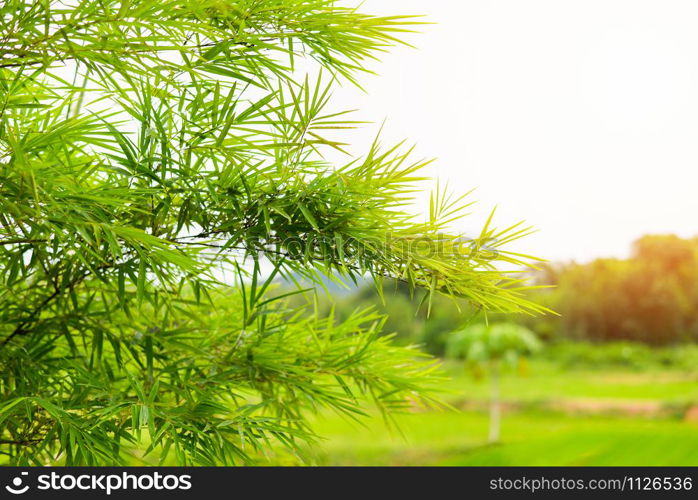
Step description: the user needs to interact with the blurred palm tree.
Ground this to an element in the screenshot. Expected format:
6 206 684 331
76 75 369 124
447 323 541 443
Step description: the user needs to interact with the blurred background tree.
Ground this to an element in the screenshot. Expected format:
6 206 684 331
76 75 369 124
550 235 698 344
446 323 540 443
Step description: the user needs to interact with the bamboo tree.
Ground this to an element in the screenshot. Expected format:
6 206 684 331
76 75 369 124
0 1 546 465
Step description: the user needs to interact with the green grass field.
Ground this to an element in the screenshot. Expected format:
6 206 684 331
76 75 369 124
305 358 698 466
438 361 698 404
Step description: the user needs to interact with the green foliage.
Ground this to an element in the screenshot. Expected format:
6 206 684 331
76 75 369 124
1 283 446 465
0 1 543 465
446 323 541 366
303 279 481 356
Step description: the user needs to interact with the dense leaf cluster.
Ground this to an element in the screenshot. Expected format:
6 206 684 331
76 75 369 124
0 0 542 464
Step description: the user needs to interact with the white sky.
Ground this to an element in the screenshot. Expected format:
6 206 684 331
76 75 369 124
329 0 698 263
